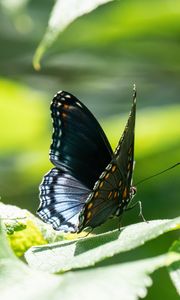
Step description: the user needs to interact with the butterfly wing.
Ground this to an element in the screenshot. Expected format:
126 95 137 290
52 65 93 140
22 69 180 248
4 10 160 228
37 168 90 232
78 91 136 231
38 90 113 232
114 88 136 193
50 91 113 189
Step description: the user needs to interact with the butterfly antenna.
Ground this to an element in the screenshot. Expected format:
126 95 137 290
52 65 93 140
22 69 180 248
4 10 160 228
135 162 180 186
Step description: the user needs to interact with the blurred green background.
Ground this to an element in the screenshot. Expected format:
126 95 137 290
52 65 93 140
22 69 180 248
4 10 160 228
0 0 179 298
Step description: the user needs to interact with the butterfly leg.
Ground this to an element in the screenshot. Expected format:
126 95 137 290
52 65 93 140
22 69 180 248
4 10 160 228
125 201 147 223
137 201 147 223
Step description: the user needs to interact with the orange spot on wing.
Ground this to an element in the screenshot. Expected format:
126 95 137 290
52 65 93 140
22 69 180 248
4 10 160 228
128 147 132 154
114 191 118 199
108 191 113 199
105 173 109 180
99 181 104 188
87 202 93 209
62 112 67 118
64 104 69 109
94 191 99 198
87 211 92 220
122 187 127 199
112 165 117 172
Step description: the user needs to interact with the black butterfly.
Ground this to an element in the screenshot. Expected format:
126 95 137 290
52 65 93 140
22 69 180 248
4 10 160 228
37 88 137 232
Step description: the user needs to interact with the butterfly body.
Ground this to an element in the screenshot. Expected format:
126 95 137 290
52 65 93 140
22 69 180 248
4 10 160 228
37 89 137 232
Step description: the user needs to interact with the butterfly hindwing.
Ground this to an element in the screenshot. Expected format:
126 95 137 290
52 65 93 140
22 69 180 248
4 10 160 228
78 92 136 231
37 168 90 232
50 91 113 189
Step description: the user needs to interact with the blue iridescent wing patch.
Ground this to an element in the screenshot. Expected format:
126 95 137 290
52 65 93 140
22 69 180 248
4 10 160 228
37 168 90 232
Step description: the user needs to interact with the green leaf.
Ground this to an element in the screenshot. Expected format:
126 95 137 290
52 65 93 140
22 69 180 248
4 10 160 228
0 202 27 234
0 203 47 256
25 217 180 273
33 0 113 70
0 221 61 298
168 240 180 295
58 253 180 300
0 222 14 260
1 221 180 300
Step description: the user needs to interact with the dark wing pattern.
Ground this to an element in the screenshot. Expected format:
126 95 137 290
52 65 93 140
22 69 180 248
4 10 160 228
37 168 90 232
78 90 136 231
50 91 113 189
37 90 113 232
38 88 137 233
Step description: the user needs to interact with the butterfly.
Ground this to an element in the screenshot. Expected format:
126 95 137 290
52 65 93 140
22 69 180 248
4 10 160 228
37 88 137 233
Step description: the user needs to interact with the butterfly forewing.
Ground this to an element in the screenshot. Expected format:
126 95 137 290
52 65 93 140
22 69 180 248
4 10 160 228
50 91 113 189
115 91 136 191
78 93 136 231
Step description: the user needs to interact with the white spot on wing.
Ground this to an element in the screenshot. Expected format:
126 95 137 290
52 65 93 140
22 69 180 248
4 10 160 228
76 101 83 108
99 171 106 179
94 180 100 189
56 140 61 148
106 163 112 171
